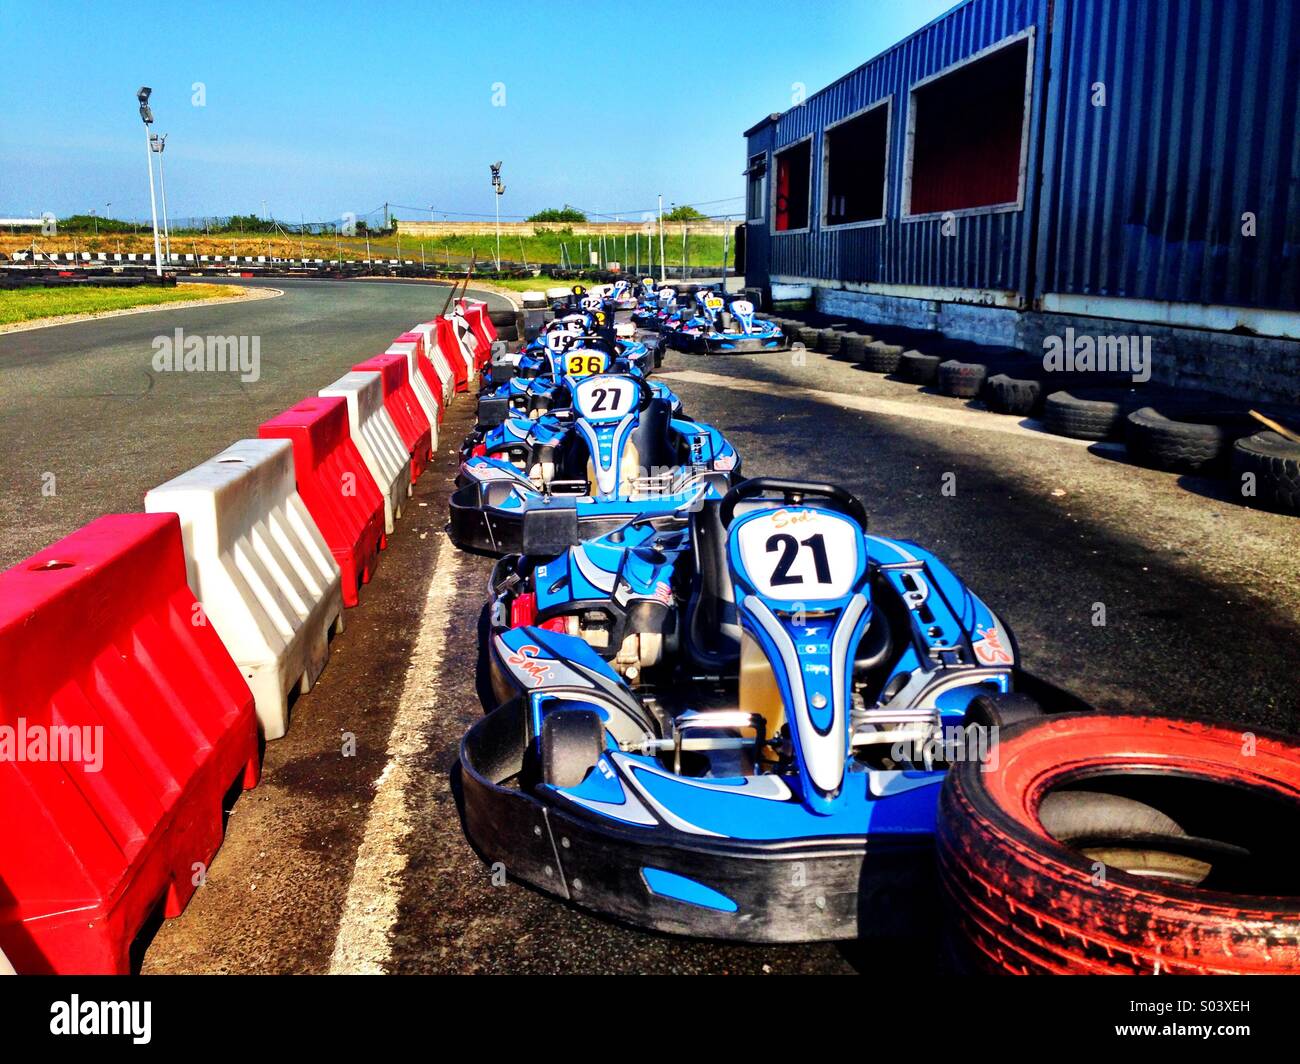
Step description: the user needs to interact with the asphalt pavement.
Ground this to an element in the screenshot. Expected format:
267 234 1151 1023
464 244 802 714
4 285 1298 973
0 276 512 570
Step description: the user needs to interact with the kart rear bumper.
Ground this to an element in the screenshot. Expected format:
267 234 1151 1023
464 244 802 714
458 700 934 943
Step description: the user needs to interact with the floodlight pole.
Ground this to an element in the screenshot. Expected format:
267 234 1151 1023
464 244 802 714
152 134 171 266
657 194 666 283
137 88 163 277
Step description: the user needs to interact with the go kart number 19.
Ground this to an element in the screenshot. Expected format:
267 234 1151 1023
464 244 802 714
736 509 861 600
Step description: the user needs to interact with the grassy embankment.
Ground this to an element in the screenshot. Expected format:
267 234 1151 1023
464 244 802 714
0 284 245 326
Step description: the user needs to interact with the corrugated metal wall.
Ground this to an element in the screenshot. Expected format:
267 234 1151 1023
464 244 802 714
1035 0 1300 311
746 0 1300 315
746 0 1048 298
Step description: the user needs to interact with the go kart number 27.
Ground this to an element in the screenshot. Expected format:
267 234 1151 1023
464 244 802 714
574 377 636 420
738 509 861 600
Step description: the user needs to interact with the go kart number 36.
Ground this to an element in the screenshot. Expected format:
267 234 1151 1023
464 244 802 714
737 508 861 600
566 353 606 377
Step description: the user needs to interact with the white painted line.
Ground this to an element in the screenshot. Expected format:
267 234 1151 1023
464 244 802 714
657 369 1105 447
328 533 467 974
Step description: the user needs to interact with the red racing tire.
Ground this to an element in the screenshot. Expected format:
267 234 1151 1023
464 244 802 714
937 713 1300 974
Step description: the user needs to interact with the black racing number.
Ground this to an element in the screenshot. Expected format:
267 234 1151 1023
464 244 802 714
765 532 832 586
591 386 622 412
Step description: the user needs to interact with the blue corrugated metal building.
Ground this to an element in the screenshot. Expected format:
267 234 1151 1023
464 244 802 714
741 0 1300 401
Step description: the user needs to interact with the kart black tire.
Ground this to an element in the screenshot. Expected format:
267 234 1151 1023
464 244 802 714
985 374 1042 416
962 691 1043 729
796 326 822 348
898 350 942 385
858 341 903 374
1124 405 1256 474
540 709 605 789
1232 431 1300 513
1043 387 1146 441
937 360 988 399
475 602 498 713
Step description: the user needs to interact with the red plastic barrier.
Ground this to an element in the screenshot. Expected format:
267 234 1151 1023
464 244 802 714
462 298 499 343
455 301 492 370
0 513 259 974
433 316 470 392
394 330 445 416
353 355 432 482
259 395 385 607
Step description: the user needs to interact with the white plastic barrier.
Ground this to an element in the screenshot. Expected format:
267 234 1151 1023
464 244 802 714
449 305 482 366
545 286 571 300
145 438 344 741
319 370 411 531
410 322 455 405
385 340 440 451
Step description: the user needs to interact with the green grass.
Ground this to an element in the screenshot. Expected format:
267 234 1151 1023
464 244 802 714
0 283 243 326
354 231 733 270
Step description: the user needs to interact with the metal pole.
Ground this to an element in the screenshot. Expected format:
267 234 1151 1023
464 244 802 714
657 194 666 283
721 224 729 288
494 193 501 270
157 140 171 266
682 224 687 280
144 125 162 276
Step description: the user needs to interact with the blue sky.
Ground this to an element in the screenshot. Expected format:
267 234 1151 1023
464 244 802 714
0 0 956 225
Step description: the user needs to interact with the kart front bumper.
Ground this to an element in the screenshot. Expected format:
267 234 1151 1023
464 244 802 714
458 699 934 943
691 333 788 355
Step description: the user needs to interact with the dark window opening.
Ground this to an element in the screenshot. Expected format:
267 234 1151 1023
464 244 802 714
774 140 811 232
824 104 889 226
745 154 767 220
908 36 1030 215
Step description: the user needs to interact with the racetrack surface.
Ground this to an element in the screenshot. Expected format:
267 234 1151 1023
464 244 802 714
0 276 512 570
4 287 1298 973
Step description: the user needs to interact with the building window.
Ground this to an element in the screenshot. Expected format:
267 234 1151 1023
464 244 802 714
773 139 812 232
745 154 767 221
822 101 890 227
906 33 1032 216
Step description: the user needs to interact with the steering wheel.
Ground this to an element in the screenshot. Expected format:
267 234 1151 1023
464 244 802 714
720 477 868 529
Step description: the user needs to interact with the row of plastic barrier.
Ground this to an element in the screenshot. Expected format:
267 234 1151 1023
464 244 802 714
0 298 502 973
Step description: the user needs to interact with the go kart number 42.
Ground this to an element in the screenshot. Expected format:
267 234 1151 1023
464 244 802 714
737 508 861 600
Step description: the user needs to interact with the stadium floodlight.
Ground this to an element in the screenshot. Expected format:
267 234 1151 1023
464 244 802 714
137 88 163 275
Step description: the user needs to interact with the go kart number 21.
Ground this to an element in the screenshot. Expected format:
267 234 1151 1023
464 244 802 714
737 509 861 600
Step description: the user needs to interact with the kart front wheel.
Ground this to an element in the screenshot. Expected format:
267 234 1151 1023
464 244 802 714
540 709 605 789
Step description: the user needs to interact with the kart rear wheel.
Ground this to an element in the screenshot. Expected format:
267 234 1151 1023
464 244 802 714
540 709 605 789
937 713 1300 974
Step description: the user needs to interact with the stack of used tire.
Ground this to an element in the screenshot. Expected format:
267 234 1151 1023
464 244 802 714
935 346 1035 400
937 713 1300 974
1123 400 1256 475
1232 430 1300 513
1041 384 1158 441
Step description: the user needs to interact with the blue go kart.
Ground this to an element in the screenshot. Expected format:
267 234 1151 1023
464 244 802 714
668 291 787 354
449 372 739 555
460 478 1079 941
